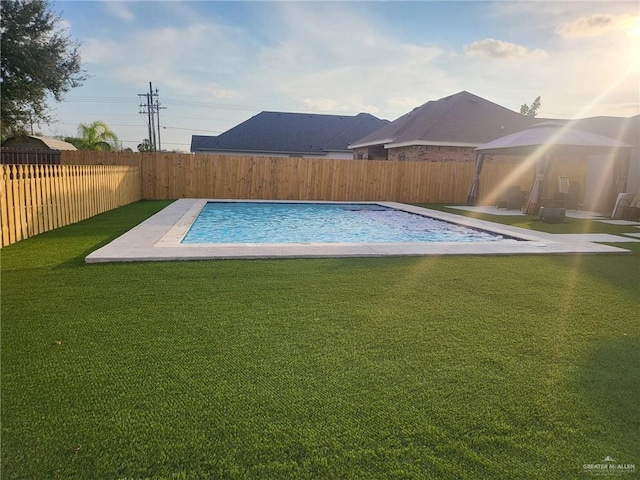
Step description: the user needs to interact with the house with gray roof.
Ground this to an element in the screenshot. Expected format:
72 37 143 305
349 91 535 162
191 111 389 159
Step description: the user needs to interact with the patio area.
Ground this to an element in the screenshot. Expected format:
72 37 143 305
449 205 640 226
448 205 606 219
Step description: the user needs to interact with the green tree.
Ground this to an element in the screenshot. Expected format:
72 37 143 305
520 96 542 117
0 0 85 137
76 121 119 151
137 139 154 152
61 136 85 149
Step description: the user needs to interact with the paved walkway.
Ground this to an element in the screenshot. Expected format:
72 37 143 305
447 205 605 219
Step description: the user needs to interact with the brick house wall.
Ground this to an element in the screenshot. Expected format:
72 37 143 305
387 145 475 162
352 144 387 160
352 144 533 164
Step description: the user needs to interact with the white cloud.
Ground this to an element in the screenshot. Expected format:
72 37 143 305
80 22 249 100
82 38 126 64
57 18 72 33
556 13 638 38
460 2 639 118
303 99 340 112
464 39 548 60
387 97 419 108
102 1 135 23
250 2 447 114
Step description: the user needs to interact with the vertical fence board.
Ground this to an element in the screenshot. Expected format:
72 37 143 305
23 165 34 237
10 166 21 242
43 165 53 231
0 167 9 246
17 165 28 240
53 164 63 229
6 167 15 245
29 165 38 241
34 165 44 235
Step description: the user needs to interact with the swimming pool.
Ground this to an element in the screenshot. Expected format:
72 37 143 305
181 202 514 244
84 199 629 263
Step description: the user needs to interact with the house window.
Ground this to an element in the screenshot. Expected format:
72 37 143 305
357 152 364 160
399 153 406 161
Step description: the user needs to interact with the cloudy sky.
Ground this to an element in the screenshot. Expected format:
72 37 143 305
43 1 640 151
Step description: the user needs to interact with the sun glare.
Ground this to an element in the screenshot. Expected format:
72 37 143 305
626 16 640 71
625 15 640 37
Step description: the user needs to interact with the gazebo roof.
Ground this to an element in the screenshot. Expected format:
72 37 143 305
475 122 633 156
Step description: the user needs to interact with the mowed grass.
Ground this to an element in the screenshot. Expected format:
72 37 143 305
1 201 639 479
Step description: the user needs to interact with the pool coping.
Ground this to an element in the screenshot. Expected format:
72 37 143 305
85 199 633 263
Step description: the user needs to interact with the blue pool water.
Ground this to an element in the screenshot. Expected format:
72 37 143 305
181 202 512 244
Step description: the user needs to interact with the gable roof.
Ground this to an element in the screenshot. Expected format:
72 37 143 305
540 115 640 148
349 91 536 149
2 135 78 150
191 111 389 155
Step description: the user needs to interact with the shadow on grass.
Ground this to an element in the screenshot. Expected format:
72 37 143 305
422 204 640 297
0 200 174 270
60 200 176 267
576 334 640 458
545 246 639 300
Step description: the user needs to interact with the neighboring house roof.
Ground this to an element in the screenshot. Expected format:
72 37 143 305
541 115 640 148
191 111 389 155
2 135 78 150
349 91 537 149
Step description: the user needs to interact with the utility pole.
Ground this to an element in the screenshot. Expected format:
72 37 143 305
149 82 157 151
138 91 154 151
153 87 166 151
138 82 166 152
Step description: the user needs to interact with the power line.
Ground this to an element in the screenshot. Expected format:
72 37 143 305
65 95 405 117
65 96 138 104
122 141 191 146
56 122 146 128
61 112 142 117
162 126 220 133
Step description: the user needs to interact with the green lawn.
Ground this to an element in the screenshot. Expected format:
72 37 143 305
2 201 639 479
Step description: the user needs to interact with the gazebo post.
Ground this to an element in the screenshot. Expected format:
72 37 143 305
466 153 485 205
607 149 631 213
524 153 550 215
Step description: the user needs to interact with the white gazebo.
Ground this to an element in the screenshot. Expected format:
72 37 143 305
466 123 633 214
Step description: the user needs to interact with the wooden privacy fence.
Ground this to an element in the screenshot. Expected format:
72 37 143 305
1 164 141 247
59 151 574 204
140 155 481 203
1 148 61 165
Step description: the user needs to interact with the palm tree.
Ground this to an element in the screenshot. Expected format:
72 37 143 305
76 120 119 151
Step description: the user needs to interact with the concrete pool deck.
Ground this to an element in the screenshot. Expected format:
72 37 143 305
85 199 636 263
